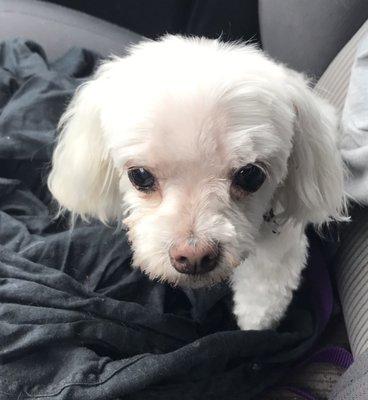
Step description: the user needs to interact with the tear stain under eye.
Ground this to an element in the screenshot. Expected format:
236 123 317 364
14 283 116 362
228 166 251 201
230 183 250 201
227 251 250 270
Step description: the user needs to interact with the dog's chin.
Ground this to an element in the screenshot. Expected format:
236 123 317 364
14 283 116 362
168 267 234 289
135 261 236 289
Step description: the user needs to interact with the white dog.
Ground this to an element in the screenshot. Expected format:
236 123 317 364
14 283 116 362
48 36 346 331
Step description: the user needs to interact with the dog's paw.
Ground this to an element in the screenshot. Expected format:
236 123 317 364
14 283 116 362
234 308 276 331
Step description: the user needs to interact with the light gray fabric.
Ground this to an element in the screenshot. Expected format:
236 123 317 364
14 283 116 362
332 205 368 399
259 0 368 78
314 20 368 359
335 206 368 357
315 19 368 112
0 0 143 60
340 35 368 203
329 349 368 400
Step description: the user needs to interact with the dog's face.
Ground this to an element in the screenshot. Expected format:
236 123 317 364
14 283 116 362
48 36 345 287
116 85 282 287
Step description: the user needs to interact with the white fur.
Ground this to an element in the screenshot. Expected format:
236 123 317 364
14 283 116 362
48 35 346 330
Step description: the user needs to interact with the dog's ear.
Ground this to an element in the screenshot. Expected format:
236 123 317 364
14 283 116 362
48 66 120 223
277 71 346 225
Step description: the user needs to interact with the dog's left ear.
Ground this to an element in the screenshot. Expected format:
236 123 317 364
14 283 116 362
278 71 346 225
48 63 121 223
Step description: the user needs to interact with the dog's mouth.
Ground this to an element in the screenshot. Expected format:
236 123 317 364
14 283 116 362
164 255 242 288
168 267 234 288
134 255 237 288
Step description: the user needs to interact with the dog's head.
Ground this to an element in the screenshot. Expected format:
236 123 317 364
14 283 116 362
48 36 346 287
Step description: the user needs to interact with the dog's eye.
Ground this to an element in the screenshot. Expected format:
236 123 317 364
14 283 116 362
128 168 156 191
232 164 266 193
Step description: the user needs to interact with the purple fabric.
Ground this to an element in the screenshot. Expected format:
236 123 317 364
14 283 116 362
306 346 354 369
283 386 318 400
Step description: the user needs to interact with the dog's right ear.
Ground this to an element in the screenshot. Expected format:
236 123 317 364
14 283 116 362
275 70 347 225
48 64 121 223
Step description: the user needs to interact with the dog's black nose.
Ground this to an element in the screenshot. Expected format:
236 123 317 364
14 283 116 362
169 241 219 275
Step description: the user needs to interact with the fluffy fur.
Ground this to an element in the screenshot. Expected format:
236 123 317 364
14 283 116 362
48 35 346 330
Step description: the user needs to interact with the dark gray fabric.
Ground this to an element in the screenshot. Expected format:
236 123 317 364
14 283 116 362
0 39 331 400
259 0 368 78
0 0 143 60
43 0 260 44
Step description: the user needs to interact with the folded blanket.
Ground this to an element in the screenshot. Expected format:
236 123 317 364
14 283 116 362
0 39 333 400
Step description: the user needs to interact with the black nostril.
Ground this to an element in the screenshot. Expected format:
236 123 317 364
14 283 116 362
171 256 196 275
198 253 218 274
201 255 211 265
